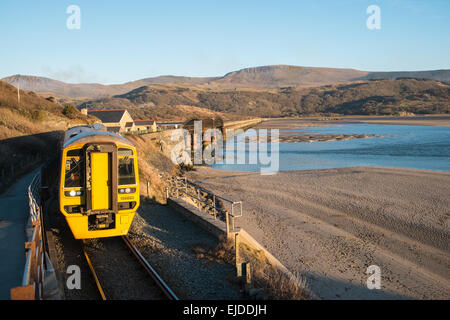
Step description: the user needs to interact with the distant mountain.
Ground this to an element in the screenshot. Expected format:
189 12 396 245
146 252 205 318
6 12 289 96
1 75 132 98
362 70 450 82
129 75 218 87
79 78 450 119
209 65 368 89
3 65 450 98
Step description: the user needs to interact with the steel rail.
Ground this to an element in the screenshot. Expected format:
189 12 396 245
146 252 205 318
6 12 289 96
81 242 107 300
122 236 179 300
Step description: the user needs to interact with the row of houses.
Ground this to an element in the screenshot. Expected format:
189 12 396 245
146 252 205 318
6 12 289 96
82 109 182 133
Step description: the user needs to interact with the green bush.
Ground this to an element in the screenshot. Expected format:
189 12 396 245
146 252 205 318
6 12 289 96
63 105 78 118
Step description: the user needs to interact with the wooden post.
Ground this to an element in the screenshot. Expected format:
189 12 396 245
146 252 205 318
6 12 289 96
244 262 252 286
17 81 20 107
10 285 35 300
235 233 240 276
236 263 242 278
147 181 150 198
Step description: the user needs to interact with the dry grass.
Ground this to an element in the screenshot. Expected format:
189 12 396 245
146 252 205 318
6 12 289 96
0 108 43 139
127 134 177 204
238 242 311 300
252 264 310 300
190 235 312 300
189 235 236 265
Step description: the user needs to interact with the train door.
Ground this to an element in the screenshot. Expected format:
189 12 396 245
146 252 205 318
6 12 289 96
91 152 111 210
84 143 118 215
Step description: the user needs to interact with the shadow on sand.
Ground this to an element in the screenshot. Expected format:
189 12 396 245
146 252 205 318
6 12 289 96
301 271 410 300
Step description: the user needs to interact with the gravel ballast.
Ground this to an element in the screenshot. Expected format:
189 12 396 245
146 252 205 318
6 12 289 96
128 203 242 300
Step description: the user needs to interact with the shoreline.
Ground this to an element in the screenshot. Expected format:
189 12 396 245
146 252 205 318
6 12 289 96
247 133 382 143
254 115 450 129
186 165 450 299
195 164 450 175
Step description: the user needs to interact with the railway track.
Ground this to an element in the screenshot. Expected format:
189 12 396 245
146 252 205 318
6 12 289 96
81 236 179 300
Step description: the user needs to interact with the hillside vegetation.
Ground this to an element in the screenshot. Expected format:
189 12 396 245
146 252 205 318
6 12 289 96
0 81 94 138
78 79 450 118
0 81 95 192
79 84 247 121
126 134 177 204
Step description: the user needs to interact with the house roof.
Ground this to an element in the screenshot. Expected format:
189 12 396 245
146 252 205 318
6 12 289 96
88 109 128 123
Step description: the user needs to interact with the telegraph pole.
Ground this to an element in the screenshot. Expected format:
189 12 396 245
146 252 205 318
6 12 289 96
17 80 20 107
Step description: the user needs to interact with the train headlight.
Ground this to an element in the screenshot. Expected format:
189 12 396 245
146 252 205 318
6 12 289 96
65 190 83 197
119 187 136 194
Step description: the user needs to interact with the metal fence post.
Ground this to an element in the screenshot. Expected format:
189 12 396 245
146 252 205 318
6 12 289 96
213 194 216 219
226 212 230 238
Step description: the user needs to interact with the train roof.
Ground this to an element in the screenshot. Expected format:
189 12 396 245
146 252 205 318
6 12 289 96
63 125 135 149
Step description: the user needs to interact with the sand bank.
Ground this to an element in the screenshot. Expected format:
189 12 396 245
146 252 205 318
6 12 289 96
187 166 450 299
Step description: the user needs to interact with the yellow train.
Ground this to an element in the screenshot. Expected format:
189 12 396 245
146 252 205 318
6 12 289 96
59 124 140 239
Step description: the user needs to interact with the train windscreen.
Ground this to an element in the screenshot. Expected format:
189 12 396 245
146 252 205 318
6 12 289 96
118 156 135 185
65 157 82 187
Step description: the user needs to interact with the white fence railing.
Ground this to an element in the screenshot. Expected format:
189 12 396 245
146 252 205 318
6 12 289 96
169 176 243 234
10 173 58 300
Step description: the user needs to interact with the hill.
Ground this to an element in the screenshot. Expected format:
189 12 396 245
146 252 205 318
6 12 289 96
3 65 450 98
1 75 134 98
0 80 95 192
363 70 450 82
208 65 368 89
78 78 450 118
79 84 242 121
0 80 95 138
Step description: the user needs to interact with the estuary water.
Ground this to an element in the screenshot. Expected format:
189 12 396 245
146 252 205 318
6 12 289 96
210 124 450 172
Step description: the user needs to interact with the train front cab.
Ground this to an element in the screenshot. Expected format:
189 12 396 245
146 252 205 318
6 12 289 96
60 142 140 239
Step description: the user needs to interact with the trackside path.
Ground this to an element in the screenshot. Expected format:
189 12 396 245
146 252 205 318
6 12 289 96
0 170 39 299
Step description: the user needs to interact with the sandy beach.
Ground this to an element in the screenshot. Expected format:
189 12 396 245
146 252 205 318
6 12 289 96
187 166 450 299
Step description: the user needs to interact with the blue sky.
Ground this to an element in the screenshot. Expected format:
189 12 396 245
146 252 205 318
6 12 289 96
0 0 449 84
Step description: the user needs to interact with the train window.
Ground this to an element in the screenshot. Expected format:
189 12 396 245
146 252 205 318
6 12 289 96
67 149 82 157
65 158 83 188
118 157 135 185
